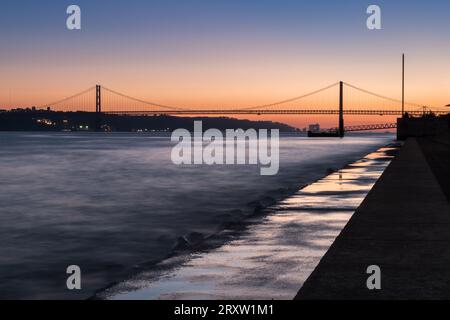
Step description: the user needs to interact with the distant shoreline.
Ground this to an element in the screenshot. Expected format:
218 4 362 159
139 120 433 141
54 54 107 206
0 110 298 133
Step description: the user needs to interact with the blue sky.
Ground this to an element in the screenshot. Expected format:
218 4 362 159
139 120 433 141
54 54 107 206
1 0 450 110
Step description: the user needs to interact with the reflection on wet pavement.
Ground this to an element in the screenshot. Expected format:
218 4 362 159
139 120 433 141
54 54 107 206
102 146 396 300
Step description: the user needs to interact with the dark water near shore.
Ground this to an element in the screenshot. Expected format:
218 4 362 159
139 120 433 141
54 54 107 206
0 132 393 299
100 146 396 300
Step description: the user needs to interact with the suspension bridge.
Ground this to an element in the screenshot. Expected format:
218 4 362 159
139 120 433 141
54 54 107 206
31 81 449 135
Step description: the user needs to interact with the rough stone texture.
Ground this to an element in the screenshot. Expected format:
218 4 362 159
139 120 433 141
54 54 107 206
296 138 450 300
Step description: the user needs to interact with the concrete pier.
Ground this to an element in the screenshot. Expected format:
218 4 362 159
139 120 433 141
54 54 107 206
296 137 450 299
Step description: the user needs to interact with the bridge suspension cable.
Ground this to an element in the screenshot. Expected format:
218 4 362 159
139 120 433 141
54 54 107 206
101 82 340 112
38 86 96 109
30 81 449 117
237 82 339 110
343 82 422 108
102 86 186 111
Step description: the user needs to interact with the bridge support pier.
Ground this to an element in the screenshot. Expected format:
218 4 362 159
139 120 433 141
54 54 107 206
339 81 344 138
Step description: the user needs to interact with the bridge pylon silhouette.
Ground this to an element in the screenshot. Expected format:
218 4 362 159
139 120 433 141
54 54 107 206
96 85 101 113
339 81 344 137
95 85 102 131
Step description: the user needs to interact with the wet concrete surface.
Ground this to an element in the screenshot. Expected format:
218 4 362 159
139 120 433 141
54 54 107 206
296 138 450 300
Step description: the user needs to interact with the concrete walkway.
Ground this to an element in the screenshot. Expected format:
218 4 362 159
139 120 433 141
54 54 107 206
296 138 450 299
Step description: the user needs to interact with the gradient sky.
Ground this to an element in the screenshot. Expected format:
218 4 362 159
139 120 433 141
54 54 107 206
1 0 450 127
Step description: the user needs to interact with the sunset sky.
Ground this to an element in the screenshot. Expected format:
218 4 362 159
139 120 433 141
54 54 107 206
1 0 449 127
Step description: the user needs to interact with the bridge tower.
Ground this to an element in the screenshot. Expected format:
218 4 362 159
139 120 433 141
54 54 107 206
95 85 102 131
339 81 344 137
96 85 101 113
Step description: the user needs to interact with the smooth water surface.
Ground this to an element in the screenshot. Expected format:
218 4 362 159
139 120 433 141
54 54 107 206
0 132 393 299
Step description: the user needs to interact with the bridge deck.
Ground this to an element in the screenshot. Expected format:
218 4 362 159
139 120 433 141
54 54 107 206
104 110 448 116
